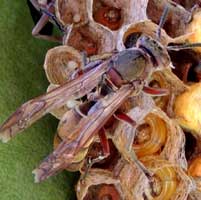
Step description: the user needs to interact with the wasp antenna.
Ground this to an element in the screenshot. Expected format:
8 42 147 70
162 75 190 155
156 4 169 40
167 43 201 51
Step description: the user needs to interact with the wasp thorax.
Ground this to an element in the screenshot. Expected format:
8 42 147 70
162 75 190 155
109 48 150 82
136 36 170 69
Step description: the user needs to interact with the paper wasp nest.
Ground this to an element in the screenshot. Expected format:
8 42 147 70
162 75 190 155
2 0 201 199
37 0 201 199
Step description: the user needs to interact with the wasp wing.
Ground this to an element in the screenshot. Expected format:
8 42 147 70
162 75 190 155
0 61 109 142
33 85 133 182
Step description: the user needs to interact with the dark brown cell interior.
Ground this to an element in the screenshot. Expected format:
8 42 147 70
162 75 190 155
57 0 87 25
83 184 121 200
68 26 98 56
168 48 201 82
184 131 197 160
124 32 142 48
79 101 96 116
149 79 161 88
93 0 123 31
134 123 151 145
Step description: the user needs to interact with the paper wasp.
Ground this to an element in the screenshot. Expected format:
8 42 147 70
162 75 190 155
1 2 201 182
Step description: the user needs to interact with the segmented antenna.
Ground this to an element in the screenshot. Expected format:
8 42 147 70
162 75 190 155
167 43 201 51
156 4 169 40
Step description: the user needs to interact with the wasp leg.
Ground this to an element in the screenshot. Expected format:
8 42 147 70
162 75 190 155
114 113 153 181
114 114 155 186
127 149 155 189
87 82 102 101
80 156 103 183
81 128 110 181
88 129 110 166
32 15 62 42
87 72 107 101
114 112 136 127
87 89 102 101
143 86 169 96
103 75 119 92
29 0 41 11
114 112 154 183
98 128 110 157
31 1 62 42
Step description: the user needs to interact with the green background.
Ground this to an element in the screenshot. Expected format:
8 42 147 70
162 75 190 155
0 1 77 199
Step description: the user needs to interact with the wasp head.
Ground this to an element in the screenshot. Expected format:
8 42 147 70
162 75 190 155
136 35 171 70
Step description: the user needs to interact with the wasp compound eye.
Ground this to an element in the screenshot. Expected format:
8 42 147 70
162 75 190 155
136 36 170 69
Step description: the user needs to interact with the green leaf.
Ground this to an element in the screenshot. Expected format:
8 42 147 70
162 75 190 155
0 1 78 199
